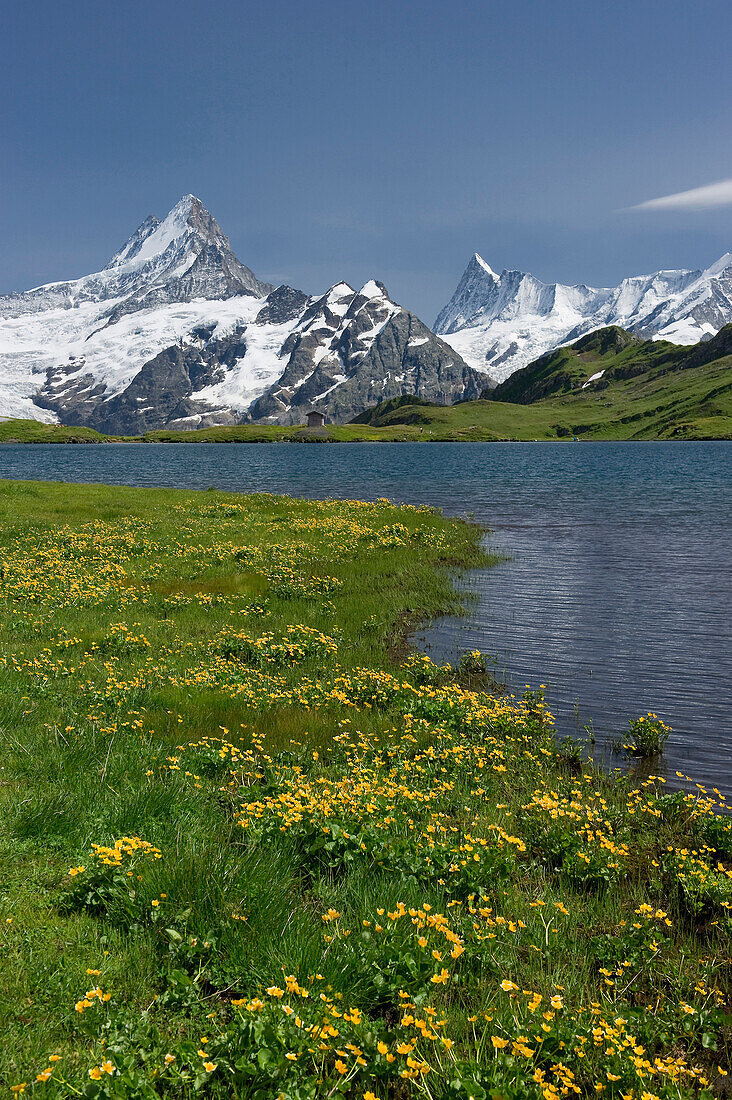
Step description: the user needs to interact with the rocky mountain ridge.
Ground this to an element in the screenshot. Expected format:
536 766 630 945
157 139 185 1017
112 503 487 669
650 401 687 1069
0 196 481 431
436 250 732 382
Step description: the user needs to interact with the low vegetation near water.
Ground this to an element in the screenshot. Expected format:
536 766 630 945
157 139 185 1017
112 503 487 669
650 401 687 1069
0 480 730 1099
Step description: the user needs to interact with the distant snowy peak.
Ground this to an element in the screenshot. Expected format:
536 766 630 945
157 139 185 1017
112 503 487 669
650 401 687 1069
105 194 259 280
436 251 732 381
99 193 271 302
104 213 162 269
433 253 499 333
0 195 271 324
25 274 480 432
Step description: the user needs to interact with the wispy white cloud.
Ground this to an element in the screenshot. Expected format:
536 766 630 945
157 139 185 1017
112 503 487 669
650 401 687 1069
627 178 732 212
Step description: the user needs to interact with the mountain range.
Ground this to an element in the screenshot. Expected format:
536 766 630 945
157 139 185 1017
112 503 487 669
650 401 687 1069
0 194 731 432
0 196 480 433
436 250 732 382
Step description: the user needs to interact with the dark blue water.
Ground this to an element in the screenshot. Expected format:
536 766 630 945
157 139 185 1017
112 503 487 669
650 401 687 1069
1 441 730 791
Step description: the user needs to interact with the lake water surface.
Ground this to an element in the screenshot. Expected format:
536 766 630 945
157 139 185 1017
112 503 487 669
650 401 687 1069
1 441 730 791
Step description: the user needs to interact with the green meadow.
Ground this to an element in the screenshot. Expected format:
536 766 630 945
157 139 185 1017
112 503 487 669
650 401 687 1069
0 480 729 1098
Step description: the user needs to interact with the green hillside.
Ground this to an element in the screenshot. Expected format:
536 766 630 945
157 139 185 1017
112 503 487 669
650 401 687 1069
0 420 115 444
354 324 732 441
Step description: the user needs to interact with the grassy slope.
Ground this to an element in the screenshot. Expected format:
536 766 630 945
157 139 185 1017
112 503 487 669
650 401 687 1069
488 325 732 440
0 421 120 443
0 480 729 1098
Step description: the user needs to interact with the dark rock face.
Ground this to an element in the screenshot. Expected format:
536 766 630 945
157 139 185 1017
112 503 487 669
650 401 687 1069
254 286 310 325
307 312 483 425
252 304 484 425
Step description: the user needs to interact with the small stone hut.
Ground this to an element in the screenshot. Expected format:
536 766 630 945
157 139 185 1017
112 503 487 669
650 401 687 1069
306 410 326 428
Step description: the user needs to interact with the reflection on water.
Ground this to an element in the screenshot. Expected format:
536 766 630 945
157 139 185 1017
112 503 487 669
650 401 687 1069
1 440 730 790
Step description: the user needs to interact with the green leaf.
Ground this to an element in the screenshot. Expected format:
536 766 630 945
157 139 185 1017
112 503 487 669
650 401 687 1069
169 968 192 987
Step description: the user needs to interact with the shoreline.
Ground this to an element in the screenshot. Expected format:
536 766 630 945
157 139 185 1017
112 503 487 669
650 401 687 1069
2 430 731 445
0 479 729 1094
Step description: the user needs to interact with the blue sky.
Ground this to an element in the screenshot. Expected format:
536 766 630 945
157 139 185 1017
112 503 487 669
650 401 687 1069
3 0 732 321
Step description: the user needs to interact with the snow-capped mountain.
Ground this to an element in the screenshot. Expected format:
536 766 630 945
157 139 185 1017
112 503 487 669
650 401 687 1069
247 279 480 425
0 196 480 430
435 251 732 383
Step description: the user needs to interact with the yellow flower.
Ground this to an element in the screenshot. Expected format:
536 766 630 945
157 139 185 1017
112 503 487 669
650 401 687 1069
286 1052 298 1061
203 1062 217 1073
267 986 284 997
36 1070 52 1083
500 980 518 992
101 1061 115 1075
89 1067 103 1080
335 1059 348 1074
491 1036 509 1049
164 1054 176 1065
